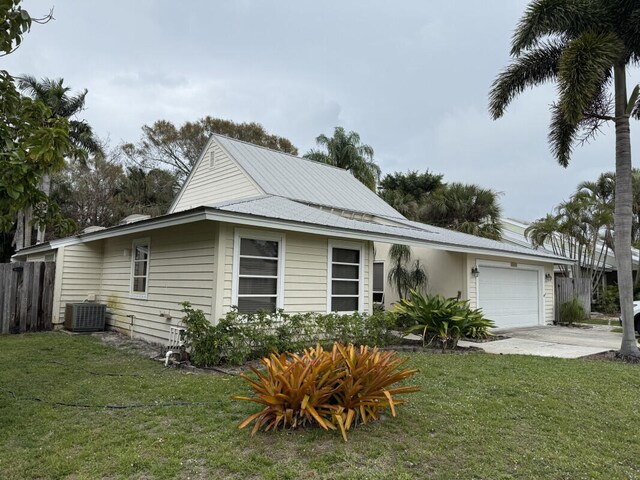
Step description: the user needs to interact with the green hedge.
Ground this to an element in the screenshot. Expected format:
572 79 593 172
180 303 396 366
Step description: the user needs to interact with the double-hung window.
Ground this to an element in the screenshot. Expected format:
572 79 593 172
233 232 283 313
329 242 363 312
130 239 150 297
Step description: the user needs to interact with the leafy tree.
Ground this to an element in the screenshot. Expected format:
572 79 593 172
113 167 179 219
305 127 381 191
50 155 125 233
17 76 102 245
122 117 298 183
0 1 76 260
378 171 502 240
418 183 503 240
18 76 102 158
387 244 428 300
489 0 640 356
378 170 443 218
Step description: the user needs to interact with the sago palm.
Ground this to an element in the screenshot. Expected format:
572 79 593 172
305 127 381 191
490 0 640 356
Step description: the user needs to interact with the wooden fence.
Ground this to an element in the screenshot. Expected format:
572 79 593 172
0 262 55 334
555 276 591 323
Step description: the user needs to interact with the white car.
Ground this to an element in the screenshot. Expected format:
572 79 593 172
619 301 640 333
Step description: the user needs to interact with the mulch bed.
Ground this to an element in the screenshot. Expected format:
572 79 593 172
581 350 640 364
88 330 485 377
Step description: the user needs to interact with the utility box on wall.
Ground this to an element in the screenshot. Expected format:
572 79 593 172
64 303 106 332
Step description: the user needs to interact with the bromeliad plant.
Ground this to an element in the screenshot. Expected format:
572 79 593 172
392 290 495 351
233 343 419 441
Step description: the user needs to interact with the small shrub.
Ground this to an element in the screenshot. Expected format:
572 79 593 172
392 290 495 350
233 343 419 441
593 285 620 315
181 302 231 366
559 297 586 325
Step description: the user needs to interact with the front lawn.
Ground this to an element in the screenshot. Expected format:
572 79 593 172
1 333 639 479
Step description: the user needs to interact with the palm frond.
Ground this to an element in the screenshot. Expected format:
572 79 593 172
489 40 564 119
303 150 332 164
511 0 601 55
558 31 622 124
548 103 579 167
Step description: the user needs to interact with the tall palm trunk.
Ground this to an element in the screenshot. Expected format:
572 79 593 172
614 63 639 356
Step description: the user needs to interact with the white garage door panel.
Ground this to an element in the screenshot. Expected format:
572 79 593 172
478 266 540 329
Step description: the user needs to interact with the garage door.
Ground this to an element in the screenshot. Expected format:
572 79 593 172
477 265 541 329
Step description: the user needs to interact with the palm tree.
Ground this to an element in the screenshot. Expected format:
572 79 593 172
489 0 640 357
16 76 102 246
387 244 428 300
18 76 102 157
419 183 503 240
305 127 381 191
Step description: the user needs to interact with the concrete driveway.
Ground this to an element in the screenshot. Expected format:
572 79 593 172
458 325 627 359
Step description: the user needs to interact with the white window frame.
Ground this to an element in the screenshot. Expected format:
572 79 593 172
231 229 285 313
130 237 150 299
327 240 364 313
372 260 385 305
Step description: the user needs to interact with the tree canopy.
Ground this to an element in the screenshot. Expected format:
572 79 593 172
18 75 103 159
0 1 76 241
122 117 298 183
419 183 503 240
378 170 502 240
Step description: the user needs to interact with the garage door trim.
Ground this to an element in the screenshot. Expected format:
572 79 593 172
474 259 544 328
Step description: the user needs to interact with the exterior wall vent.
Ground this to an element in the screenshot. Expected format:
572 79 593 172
64 303 106 332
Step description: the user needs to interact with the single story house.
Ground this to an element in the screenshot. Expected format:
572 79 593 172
13 135 572 344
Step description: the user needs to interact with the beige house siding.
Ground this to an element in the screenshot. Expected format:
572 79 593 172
374 245 555 326
221 225 372 316
467 254 554 326
374 243 465 309
98 221 215 343
171 140 262 213
57 242 104 324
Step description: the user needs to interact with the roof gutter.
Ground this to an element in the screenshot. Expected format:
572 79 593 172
13 205 573 265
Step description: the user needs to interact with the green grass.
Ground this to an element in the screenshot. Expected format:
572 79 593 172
2 333 640 479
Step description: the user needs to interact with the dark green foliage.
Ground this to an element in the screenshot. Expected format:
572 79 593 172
305 127 380 191
593 285 620 315
113 167 179 218
392 290 495 351
559 297 586 324
378 170 443 216
180 302 396 367
418 182 503 240
0 1 76 233
379 171 503 240
18 76 103 159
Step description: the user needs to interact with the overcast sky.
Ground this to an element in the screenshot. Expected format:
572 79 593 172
5 1 639 220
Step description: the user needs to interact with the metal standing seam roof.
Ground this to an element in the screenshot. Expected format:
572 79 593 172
210 195 572 262
213 134 405 220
